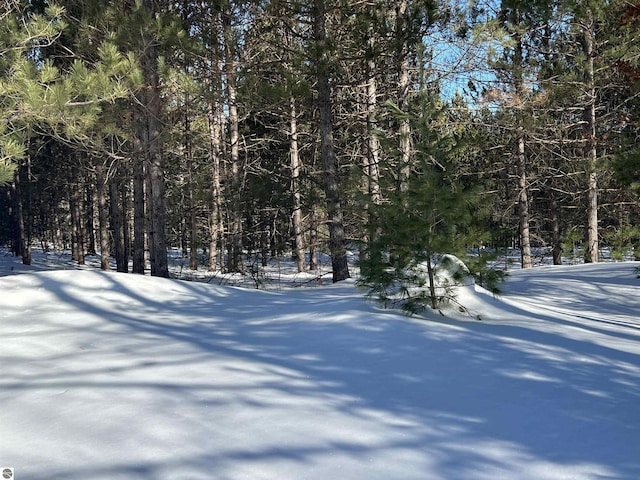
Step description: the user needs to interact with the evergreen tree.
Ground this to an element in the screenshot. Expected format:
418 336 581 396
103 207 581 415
359 94 490 314
0 1 65 184
1 0 138 265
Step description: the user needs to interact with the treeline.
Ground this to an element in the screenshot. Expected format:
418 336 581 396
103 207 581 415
1 0 639 281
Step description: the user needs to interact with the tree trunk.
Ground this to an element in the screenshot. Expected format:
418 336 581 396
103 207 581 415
147 132 169 277
96 163 111 271
12 167 31 265
84 181 96 256
7 186 20 258
132 152 146 274
206 7 224 273
223 7 243 273
396 0 411 195
109 175 128 272
208 97 224 272
583 9 599 263
425 252 438 311
290 96 305 273
309 203 318 271
140 0 168 278
186 93 198 271
550 193 562 265
189 202 198 270
69 168 85 265
313 0 349 283
366 49 382 208
509 13 533 270
363 31 382 257
517 130 533 268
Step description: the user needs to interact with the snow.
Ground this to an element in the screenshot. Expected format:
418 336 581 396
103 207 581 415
1 251 639 479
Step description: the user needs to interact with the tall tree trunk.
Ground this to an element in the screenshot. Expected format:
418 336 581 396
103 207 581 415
396 0 411 195
363 31 382 257
185 93 198 271
290 96 305 273
146 86 169 276
206 8 224 273
208 97 224 272
583 9 599 263
141 0 168 278
223 7 243 273
312 0 349 283
366 45 382 208
507 9 533 270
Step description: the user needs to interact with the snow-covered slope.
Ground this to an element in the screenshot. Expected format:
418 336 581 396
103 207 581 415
1 257 639 479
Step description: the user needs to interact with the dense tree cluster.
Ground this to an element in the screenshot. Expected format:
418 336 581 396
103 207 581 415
1 0 638 295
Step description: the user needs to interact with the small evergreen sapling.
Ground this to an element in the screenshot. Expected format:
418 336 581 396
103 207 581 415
357 95 503 316
356 153 484 314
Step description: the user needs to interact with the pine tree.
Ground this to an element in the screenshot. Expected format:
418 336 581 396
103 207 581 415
0 1 66 184
359 94 489 314
1 1 139 267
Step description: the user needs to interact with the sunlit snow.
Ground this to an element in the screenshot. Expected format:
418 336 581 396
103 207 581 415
1 251 639 479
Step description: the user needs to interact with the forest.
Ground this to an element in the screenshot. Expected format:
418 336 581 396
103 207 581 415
1 0 639 286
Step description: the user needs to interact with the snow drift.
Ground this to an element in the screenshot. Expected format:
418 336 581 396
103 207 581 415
1 256 639 479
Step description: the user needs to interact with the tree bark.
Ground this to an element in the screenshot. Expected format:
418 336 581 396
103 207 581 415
363 30 382 256
396 0 411 195
140 0 169 278
208 97 225 272
312 0 349 283
185 93 198 271
12 167 31 265
550 193 562 265
109 174 128 272
132 145 146 274
583 9 599 263
96 162 111 270
146 87 169 276
69 165 85 265
206 8 225 273
366 44 382 208
84 181 96 256
223 6 243 273
309 203 318 271
290 96 305 273
504 8 532 269
517 129 533 268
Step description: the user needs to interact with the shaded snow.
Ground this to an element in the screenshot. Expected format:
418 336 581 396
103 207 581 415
1 252 639 479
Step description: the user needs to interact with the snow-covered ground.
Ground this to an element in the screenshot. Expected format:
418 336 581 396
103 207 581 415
1 250 639 479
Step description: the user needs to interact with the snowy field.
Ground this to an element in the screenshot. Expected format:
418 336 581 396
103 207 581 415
1 250 639 479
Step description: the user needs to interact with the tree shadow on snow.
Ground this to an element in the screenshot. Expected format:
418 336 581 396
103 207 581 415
1 270 639 480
